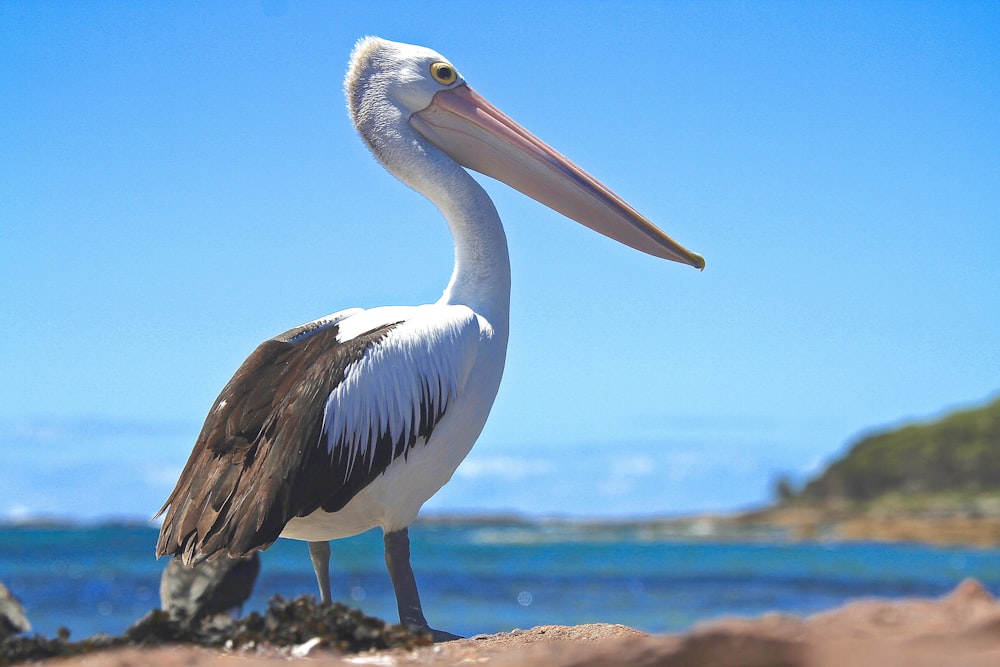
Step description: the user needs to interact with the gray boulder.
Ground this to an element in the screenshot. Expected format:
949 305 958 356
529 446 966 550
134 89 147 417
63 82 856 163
0 581 31 639
160 553 260 620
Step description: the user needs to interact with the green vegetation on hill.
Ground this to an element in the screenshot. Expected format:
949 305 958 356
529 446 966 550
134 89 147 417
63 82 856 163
794 395 1000 505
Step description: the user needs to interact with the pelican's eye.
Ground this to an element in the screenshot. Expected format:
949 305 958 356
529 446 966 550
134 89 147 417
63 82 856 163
430 62 457 85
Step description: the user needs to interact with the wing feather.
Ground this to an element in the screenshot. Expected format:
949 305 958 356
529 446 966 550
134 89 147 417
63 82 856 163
156 306 480 563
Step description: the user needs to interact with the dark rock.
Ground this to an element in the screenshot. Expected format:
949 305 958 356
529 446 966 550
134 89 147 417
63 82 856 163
0 631 117 667
0 583 30 640
0 594 428 666
160 553 260 620
129 594 430 652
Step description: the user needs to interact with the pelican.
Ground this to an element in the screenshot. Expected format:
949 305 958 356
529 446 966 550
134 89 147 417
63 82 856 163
156 37 704 640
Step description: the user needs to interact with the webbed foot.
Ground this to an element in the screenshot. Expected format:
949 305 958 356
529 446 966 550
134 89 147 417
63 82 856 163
424 626 462 642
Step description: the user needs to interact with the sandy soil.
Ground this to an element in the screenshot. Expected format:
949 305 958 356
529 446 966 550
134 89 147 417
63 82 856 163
34 578 1000 667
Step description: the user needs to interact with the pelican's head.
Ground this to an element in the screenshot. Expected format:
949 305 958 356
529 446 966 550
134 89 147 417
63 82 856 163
345 37 705 269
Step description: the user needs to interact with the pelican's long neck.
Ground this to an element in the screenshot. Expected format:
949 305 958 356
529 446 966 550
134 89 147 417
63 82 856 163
414 154 512 322
355 116 511 328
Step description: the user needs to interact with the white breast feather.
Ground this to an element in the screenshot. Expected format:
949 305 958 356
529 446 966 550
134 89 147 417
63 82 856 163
321 306 482 479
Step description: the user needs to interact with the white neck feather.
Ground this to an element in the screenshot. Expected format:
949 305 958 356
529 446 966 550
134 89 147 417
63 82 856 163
409 152 512 323
355 111 511 330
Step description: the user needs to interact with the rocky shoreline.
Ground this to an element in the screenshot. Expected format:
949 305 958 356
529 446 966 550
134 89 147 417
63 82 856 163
552 506 1000 548
7 579 998 667
6 511 1000 666
734 505 1000 547
416 503 1000 548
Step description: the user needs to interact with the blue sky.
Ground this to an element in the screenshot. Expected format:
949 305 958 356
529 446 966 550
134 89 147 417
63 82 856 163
2 1 998 522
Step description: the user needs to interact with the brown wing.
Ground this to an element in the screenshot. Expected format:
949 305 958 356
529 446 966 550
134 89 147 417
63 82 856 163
155 318 399 563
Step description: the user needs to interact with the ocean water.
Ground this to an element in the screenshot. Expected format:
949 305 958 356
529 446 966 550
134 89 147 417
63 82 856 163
2 520 999 640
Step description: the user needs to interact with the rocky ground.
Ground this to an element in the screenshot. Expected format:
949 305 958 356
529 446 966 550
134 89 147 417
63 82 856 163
7 509 1000 666
8 579 1000 667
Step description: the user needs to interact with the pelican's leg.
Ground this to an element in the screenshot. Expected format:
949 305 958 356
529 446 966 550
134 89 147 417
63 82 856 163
308 540 332 604
384 528 461 642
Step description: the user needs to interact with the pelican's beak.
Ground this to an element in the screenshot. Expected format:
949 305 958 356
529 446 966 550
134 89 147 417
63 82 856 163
409 84 704 269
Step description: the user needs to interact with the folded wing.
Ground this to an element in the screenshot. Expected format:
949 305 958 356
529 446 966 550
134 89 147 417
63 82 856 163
156 305 481 563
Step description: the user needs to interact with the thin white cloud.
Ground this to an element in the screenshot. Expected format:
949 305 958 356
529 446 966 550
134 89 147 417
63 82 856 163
143 464 185 489
9 421 64 442
2 417 194 442
455 456 554 481
598 455 657 497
